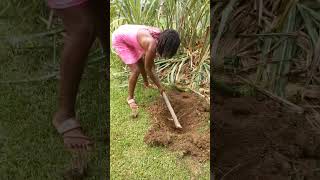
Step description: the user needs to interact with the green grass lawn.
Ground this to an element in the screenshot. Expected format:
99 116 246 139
0 65 106 179
0 55 106 180
0 3 106 178
110 54 210 180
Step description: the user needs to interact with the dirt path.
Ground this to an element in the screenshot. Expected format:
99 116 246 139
144 90 210 162
213 92 320 180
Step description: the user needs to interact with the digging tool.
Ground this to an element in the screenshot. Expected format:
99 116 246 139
162 92 182 129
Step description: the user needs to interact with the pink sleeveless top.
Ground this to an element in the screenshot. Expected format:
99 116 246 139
112 24 161 64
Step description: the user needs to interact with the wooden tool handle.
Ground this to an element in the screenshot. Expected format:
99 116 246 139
162 92 182 128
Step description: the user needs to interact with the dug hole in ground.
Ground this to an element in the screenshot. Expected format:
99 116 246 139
144 90 210 163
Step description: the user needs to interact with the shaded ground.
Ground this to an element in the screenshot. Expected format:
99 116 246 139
0 2 106 178
144 90 210 162
213 91 320 180
0 61 106 179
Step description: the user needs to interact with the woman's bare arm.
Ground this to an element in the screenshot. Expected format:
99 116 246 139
144 39 164 93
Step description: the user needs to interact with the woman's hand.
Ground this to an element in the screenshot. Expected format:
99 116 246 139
159 86 165 95
142 37 164 94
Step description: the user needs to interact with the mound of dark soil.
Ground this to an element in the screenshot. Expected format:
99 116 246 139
144 91 210 162
213 92 320 180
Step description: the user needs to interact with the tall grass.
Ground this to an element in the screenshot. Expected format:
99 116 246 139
213 0 320 98
111 0 210 92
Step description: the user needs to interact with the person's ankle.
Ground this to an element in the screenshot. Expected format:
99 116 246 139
53 109 75 124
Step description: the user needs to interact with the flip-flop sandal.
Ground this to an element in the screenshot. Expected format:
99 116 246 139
55 118 93 150
127 99 139 118
55 118 91 179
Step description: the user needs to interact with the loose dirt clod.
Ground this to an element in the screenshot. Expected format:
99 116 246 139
144 91 210 162
213 91 320 180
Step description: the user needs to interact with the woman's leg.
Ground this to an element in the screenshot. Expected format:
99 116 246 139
127 63 140 108
53 3 95 150
90 1 107 54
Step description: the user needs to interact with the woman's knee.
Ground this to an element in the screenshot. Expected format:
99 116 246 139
55 6 96 39
130 65 141 76
60 14 95 42
72 21 95 40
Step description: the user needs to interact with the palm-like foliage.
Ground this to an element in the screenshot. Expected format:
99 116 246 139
111 0 210 93
213 0 320 98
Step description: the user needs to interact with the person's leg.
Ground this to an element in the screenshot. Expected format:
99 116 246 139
127 64 140 109
52 3 95 150
90 1 107 54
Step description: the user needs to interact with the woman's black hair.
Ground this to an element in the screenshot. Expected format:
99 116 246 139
156 29 180 59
